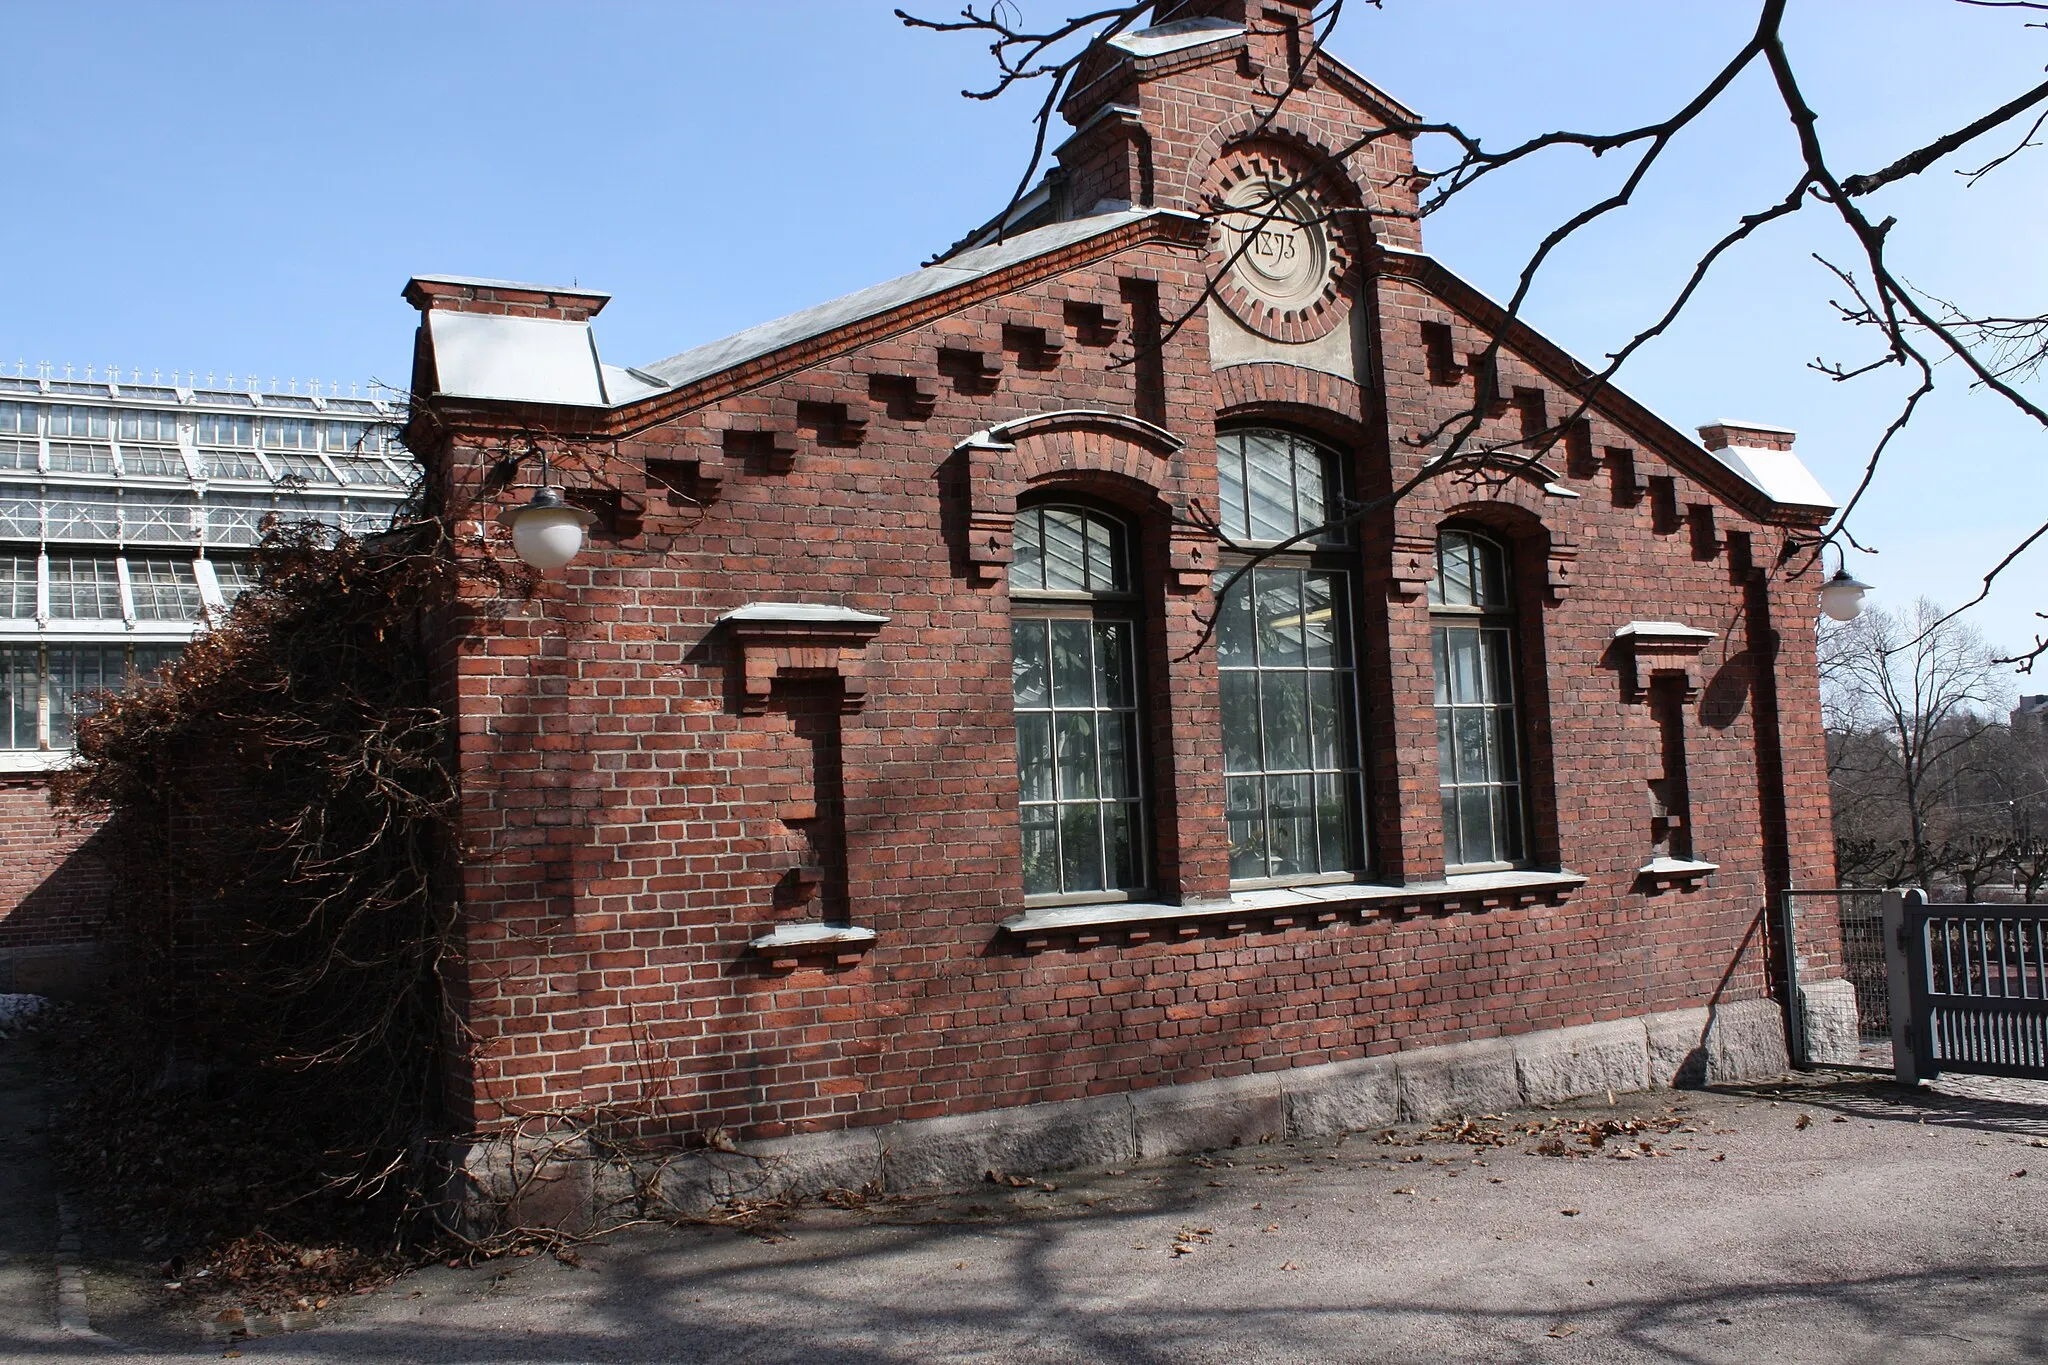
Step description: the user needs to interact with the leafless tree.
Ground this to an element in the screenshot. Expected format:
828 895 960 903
1824 599 2014 890
906 0 2048 655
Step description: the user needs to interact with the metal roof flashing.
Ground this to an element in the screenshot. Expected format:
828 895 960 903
425 311 610 408
1708 444 1836 515
638 207 1186 393
1108 17 1245 59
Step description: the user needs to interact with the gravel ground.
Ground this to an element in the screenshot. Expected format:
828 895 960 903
11 1062 2048 1364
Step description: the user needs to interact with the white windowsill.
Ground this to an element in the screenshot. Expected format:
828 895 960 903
749 923 878 952
998 868 1588 936
0 750 74 775
1638 858 1718 877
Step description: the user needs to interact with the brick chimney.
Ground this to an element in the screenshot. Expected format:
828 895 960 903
1696 420 1796 453
1156 0 1318 56
402 274 611 323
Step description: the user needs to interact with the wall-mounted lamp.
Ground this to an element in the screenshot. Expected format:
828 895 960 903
496 445 596 572
1819 547 1873 623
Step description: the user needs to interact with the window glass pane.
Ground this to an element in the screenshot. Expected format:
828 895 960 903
1216 572 1254 666
1303 572 1342 667
122 447 185 477
1040 508 1089 591
1011 619 1048 707
1437 532 1473 606
1015 713 1053 803
1448 629 1483 704
1262 671 1309 771
1 648 36 749
1293 439 1327 532
1020 807 1060 896
132 644 183 679
1315 772 1355 874
1084 513 1117 590
1459 787 1495 862
129 558 200 621
46 557 121 618
1254 568 1305 666
1058 802 1104 892
1218 434 1247 539
211 558 257 605
1268 773 1313 877
1476 536 1509 607
1009 508 1043 591
49 442 113 475
1055 713 1098 800
1 556 34 618
1094 621 1132 707
1307 669 1343 772
1104 802 1140 888
1049 619 1093 708
1221 672 1261 773
1099 712 1137 799
1245 431 1296 541
0 402 36 435
1227 775 1265 879
48 646 122 749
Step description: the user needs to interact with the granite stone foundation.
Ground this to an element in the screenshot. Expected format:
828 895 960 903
445 999 1791 1231
1797 978 1863 1065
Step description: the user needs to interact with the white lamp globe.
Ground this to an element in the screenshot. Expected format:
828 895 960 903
502 488 597 572
1820 568 1872 623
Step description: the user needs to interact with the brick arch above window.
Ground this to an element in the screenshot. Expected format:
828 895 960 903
1212 363 1371 447
959 411 1212 590
1393 490 1578 605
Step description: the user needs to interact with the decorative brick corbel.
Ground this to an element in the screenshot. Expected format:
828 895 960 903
1611 621 1717 703
1168 512 1218 591
719 603 890 714
962 432 1019 585
1390 532 1436 600
1545 539 1579 603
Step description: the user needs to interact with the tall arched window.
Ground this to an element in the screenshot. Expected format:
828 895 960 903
1430 528 1525 870
1214 429 1364 882
1009 504 1147 899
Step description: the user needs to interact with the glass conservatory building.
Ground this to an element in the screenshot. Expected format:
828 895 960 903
0 370 415 771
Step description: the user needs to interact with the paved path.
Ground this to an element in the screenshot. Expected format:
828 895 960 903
15 1069 2047 1364
0 1037 73 1358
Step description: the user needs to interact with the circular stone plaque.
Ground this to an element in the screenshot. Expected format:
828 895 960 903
1220 177 1328 311
1208 149 1352 344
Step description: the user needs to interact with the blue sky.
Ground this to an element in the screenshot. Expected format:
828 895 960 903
1 2 2042 661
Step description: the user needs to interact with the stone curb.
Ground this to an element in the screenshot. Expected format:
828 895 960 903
454 998 1796 1226
55 1197 113 1345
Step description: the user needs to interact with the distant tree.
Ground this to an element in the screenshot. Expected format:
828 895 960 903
1824 599 2013 891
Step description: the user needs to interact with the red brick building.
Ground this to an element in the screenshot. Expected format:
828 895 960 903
407 0 1853 1215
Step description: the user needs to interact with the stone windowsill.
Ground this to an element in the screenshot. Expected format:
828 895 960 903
0 750 73 776
1636 858 1718 887
748 922 878 953
998 869 1588 940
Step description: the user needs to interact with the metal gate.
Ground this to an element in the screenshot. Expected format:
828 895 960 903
1780 888 1890 1067
1886 889 2048 1084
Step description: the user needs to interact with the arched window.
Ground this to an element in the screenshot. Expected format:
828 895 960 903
1009 505 1146 898
1430 528 1525 870
1214 429 1364 882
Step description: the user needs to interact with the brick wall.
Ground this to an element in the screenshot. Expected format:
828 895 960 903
412 19 1839 1141
0 775 112 992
